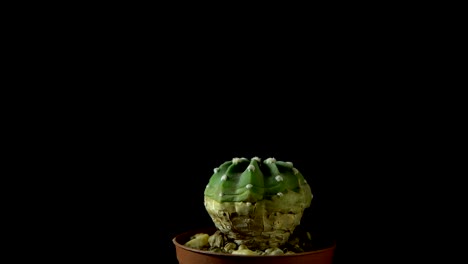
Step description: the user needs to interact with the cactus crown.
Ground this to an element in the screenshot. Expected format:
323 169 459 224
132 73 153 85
204 157 312 203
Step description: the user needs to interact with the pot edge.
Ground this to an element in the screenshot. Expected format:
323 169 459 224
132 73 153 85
172 226 336 258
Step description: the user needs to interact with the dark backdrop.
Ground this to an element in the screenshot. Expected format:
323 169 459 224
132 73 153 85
78 102 346 263
53 90 412 264
89 130 340 263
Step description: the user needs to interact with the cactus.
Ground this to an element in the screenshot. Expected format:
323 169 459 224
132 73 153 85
204 157 313 250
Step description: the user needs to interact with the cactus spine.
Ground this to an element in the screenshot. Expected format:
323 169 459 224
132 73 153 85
204 157 313 250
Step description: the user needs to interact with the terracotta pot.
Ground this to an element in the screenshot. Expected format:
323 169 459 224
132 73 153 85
173 227 336 264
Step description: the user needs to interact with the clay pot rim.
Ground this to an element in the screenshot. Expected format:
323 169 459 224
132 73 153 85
172 226 336 258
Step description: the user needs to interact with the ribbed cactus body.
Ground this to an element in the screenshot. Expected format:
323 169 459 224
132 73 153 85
204 157 313 250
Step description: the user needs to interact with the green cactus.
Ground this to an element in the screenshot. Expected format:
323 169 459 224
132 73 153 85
204 157 313 250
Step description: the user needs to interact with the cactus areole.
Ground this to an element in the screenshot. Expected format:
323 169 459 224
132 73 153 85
204 157 313 250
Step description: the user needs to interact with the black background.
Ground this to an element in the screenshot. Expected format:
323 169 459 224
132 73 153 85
35 85 421 263
64 87 396 264
26 7 437 262
50 88 417 263
79 110 343 263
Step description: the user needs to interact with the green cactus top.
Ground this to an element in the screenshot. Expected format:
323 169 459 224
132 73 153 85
204 157 312 203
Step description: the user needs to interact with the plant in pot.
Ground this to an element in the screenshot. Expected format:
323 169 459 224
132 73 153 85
172 157 336 264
